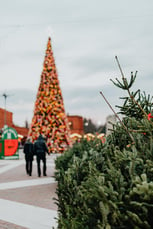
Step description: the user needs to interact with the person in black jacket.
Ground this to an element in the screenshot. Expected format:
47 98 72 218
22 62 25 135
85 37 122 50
23 138 34 176
34 134 49 177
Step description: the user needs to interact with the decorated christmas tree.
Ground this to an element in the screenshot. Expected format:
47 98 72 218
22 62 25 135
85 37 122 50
28 37 72 153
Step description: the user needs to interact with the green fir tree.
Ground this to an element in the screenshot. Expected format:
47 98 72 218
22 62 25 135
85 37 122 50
55 60 153 228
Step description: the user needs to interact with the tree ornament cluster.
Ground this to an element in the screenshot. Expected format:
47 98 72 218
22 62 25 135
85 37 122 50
28 37 72 153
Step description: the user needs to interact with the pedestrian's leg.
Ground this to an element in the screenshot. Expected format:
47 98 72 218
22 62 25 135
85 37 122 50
29 160 32 176
43 157 47 176
25 160 29 175
37 157 41 177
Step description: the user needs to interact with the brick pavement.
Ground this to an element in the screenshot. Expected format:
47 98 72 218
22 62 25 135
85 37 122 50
0 150 58 229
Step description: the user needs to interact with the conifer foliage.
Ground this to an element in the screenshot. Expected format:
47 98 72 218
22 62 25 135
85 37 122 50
55 68 153 228
28 37 71 153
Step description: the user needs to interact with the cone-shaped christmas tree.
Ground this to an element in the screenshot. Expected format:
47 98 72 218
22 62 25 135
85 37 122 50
28 37 72 153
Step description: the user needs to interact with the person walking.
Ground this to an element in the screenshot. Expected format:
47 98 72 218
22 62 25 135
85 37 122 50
34 134 49 177
23 138 34 176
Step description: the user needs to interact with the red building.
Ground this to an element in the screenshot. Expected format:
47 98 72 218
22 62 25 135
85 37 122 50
0 108 12 128
68 115 84 135
0 108 29 136
0 108 84 137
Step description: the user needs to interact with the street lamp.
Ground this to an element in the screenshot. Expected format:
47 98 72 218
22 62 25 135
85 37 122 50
2 93 11 128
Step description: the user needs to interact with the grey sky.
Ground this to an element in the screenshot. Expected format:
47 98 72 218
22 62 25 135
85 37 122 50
0 0 153 126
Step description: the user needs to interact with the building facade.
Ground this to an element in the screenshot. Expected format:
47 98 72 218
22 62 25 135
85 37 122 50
0 108 29 136
0 108 84 137
68 115 84 135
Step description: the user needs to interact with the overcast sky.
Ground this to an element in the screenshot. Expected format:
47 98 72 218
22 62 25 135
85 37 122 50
0 0 153 127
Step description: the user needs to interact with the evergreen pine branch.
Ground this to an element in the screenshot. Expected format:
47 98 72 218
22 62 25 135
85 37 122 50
115 56 153 126
128 71 137 88
100 90 135 143
110 78 125 88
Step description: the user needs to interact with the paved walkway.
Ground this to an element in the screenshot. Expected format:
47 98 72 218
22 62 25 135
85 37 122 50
0 150 58 229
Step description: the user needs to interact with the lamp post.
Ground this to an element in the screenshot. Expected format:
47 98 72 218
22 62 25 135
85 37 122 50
2 93 10 129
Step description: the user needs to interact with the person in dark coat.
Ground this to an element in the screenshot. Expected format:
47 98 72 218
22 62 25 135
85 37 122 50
23 138 34 176
34 134 49 177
